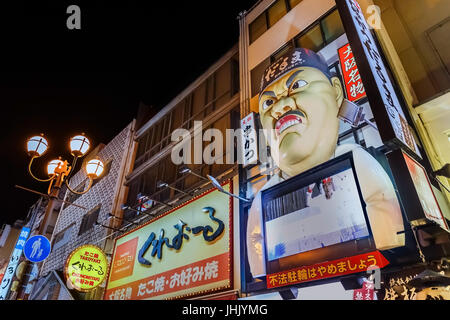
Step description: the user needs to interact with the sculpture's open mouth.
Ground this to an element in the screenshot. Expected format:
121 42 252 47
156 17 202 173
275 110 306 137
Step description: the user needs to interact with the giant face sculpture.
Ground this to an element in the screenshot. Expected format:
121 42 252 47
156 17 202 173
246 49 405 279
259 48 344 177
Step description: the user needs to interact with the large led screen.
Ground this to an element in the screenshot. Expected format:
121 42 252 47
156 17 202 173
262 154 370 262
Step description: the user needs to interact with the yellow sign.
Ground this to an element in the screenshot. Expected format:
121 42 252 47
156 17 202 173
64 244 109 292
104 181 233 300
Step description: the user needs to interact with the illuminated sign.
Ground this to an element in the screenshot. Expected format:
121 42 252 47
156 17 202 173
241 112 258 167
353 281 375 300
104 181 233 300
0 227 30 300
266 250 389 289
64 244 109 292
336 0 420 156
338 43 366 102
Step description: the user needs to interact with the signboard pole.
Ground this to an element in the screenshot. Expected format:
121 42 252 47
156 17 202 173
16 183 62 300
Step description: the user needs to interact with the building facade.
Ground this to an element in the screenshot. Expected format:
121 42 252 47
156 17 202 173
103 46 244 300
237 0 450 300
7 0 448 301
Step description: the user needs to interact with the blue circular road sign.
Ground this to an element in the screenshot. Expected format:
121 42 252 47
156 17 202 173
24 235 51 263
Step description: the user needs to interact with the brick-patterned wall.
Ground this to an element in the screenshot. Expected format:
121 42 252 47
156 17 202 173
41 123 134 276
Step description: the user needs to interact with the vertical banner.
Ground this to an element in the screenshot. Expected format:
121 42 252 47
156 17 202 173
335 0 420 157
0 227 30 300
241 112 258 167
338 43 366 102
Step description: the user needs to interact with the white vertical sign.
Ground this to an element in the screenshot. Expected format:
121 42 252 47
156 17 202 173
241 112 259 167
345 0 420 157
0 227 30 300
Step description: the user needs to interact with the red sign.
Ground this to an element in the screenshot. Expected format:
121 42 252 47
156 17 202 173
109 237 139 282
266 251 389 289
105 252 229 300
338 43 366 102
353 281 375 300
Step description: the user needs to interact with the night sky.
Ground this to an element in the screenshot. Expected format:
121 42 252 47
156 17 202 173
0 1 258 226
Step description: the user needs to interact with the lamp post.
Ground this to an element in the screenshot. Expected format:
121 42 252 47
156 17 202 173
26 133 104 236
15 133 104 300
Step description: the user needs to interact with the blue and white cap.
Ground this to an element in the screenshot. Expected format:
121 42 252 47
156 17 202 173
260 48 333 94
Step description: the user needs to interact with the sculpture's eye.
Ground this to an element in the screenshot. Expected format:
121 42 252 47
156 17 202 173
291 79 308 91
262 99 274 110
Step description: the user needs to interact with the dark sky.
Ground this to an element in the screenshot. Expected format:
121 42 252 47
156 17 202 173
0 0 258 226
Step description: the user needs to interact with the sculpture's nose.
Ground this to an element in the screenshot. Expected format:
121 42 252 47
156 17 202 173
271 98 295 120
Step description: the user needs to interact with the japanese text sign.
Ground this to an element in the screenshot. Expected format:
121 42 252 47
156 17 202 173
64 244 109 292
381 268 422 300
105 181 233 300
338 0 420 156
241 113 258 167
353 281 375 300
266 251 389 289
0 227 30 300
338 43 366 102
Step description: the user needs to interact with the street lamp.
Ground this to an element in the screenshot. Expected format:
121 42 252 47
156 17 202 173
26 134 49 158
16 133 103 301
25 133 104 234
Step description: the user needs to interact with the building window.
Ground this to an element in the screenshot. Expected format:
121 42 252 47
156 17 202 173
249 0 305 44
126 106 240 211
249 12 268 44
271 43 294 62
214 60 232 107
267 0 288 28
296 24 324 52
288 0 303 10
134 56 238 169
321 10 345 44
249 9 346 98
78 205 101 235
53 224 75 251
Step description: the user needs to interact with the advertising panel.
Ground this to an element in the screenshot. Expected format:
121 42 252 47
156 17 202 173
104 181 233 300
402 152 449 232
64 244 109 292
0 227 30 300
